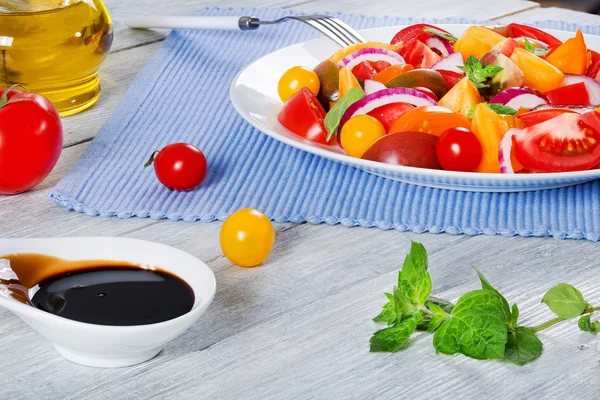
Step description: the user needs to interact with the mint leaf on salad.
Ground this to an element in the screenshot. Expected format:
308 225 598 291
423 26 458 43
459 56 504 89
324 87 365 142
523 38 551 57
467 103 517 119
370 242 600 366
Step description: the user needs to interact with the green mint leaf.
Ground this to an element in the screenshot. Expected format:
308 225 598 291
510 303 520 330
523 38 550 57
523 38 536 53
427 302 446 316
425 297 454 314
475 268 512 323
542 283 589 319
398 241 432 307
459 56 504 89
384 292 394 302
369 312 423 352
373 301 397 325
593 321 600 334
433 289 508 360
393 285 418 320
504 326 543 366
467 105 478 119
423 26 458 43
324 88 365 141
578 314 600 335
427 315 446 332
486 103 517 116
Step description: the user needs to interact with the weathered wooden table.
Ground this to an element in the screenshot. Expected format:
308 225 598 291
2 1 600 398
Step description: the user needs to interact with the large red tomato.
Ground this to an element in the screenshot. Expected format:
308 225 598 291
0 87 63 195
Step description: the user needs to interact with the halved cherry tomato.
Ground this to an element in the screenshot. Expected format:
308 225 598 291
513 111 600 172
516 108 578 127
367 102 415 132
545 82 590 106
397 38 441 69
278 87 328 144
587 50 600 79
436 127 483 172
278 66 320 102
507 23 563 50
390 23 453 45
373 64 414 85
437 70 465 89
389 106 471 137
352 61 378 82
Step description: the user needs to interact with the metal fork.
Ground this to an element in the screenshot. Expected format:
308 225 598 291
125 15 367 48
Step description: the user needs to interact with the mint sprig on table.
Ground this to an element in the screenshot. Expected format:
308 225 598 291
467 102 518 119
523 38 551 57
324 88 365 142
459 56 504 89
370 242 600 365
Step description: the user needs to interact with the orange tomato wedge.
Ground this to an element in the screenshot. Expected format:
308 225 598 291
438 77 484 117
510 48 564 93
373 64 414 85
545 30 588 75
470 104 521 173
389 106 471 137
338 67 362 98
453 26 506 60
328 42 404 64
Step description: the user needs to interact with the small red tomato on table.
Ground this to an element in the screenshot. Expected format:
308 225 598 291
0 86 63 195
145 143 207 191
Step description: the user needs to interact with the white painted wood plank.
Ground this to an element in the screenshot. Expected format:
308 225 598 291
496 6 600 25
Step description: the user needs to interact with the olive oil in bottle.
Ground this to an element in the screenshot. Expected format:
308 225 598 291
0 0 113 116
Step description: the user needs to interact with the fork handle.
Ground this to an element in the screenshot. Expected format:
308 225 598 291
124 16 259 31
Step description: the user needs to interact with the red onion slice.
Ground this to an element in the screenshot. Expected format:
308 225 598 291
364 79 387 95
431 52 465 74
425 36 454 58
489 87 547 110
337 48 406 70
499 128 523 174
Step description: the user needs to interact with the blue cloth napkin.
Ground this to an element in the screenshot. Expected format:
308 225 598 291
51 7 600 241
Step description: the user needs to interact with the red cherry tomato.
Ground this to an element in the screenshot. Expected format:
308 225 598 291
390 23 453 45
513 111 600 172
437 70 465 89
278 87 328 144
516 108 579 127
369 61 392 73
545 82 591 106
397 38 441 69
352 61 378 82
367 102 415 132
0 87 63 195
507 23 563 51
436 128 483 172
148 143 207 191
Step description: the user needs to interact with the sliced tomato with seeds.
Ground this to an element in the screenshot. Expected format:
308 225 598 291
397 38 441 69
390 23 453 45
545 82 591 106
278 87 328 144
352 61 378 82
516 108 578 127
513 111 600 172
369 61 392 73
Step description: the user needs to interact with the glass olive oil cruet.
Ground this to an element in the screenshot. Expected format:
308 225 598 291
0 0 113 116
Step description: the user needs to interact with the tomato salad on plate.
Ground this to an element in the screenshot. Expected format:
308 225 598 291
277 23 600 174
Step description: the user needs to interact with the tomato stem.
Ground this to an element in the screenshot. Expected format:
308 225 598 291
0 84 28 109
144 151 159 168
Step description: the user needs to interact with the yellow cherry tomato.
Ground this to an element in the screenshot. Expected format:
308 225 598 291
220 208 276 268
278 66 320 102
340 115 386 158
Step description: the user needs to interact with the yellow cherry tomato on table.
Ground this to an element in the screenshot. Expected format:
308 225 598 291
340 115 386 158
220 208 276 268
278 66 320 102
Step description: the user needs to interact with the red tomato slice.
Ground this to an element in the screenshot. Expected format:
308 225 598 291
437 70 465 89
390 23 452 45
516 108 578 127
507 23 563 50
587 50 600 79
278 87 328 144
369 61 391 73
545 82 591 106
513 111 600 172
367 102 415 132
352 61 378 82
397 38 441 69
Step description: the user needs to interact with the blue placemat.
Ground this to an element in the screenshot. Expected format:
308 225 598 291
51 7 600 241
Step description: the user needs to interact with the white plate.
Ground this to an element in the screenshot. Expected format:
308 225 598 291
230 24 600 192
